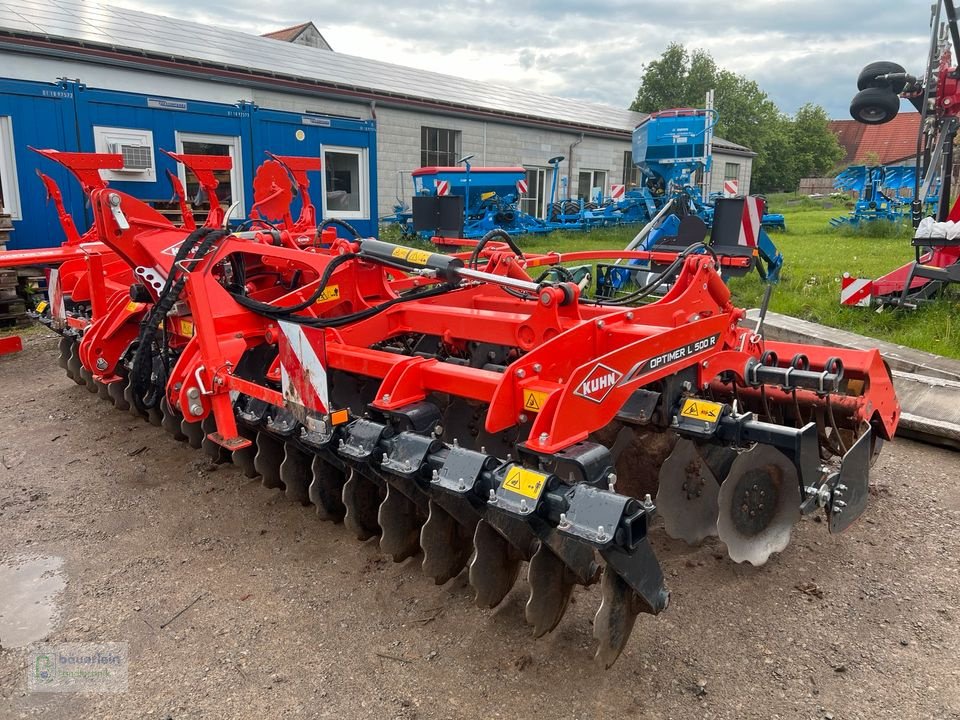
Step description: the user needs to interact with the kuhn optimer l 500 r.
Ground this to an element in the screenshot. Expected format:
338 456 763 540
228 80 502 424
10 152 899 667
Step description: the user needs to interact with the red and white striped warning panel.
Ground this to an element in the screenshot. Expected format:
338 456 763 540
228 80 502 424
737 196 762 248
278 320 329 413
48 267 66 322
434 179 450 196
840 274 873 307
516 179 528 195
610 184 625 201
723 179 739 197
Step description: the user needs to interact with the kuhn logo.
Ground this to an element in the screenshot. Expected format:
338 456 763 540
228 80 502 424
574 364 623 403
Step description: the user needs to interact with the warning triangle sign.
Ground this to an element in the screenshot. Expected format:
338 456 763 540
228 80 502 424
524 394 541 411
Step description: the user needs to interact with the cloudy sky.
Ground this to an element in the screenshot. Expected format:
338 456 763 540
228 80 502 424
113 0 936 119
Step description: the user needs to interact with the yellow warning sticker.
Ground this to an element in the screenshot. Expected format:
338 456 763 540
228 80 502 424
35 300 48 313
391 246 411 260
315 285 341 304
522 389 548 413
125 301 144 313
406 249 431 266
679 398 723 423
502 466 548 501
179 318 194 337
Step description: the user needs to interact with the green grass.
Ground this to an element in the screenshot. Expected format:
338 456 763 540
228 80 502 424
382 197 960 360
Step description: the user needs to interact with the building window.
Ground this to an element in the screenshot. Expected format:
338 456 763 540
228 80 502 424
0 116 21 220
724 162 740 181
622 150 640 188
420 127 461 167
175 131 244 214
92 126 157 183
323 146 368 218
521 167 547 218
577 170 607 202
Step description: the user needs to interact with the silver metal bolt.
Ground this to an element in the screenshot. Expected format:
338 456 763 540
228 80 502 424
382 452 388 463
558 512 568 528
836 484 848 493
625 311 634 320
607 472 617 492
835 500 847 508
108 192 121 207
597 525 607 542
458 478 465 490
539 432 549 444
597 320 605 329
189 404 203 417
452 438 459 448
431 469 440 483
95 358 108 371
382 393 391 403
186 387 200 400
434 425 443 437
533 363 542 373
516 368 526 379
643 493 654 510
518 413 528 424
338 439 345 448
520 499 529 513
480 446 486 454
488 489 497 503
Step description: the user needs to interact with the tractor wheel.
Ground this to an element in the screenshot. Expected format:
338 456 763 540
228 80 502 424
857 61 907 93
850 87 900 125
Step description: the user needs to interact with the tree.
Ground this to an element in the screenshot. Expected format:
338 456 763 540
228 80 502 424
631 46 843 192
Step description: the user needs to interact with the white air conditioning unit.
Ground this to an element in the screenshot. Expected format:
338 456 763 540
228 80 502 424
109 142 153 172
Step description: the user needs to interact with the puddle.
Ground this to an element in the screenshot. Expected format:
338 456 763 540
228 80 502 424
0 554 66 648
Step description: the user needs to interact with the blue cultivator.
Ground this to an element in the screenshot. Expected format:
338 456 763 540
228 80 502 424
829 165 937 227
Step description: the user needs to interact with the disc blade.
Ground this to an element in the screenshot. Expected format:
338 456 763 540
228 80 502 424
593 566 641 669
56 336 71 371
107 379 130 411
231 428 259 478
341 469 382 541
469 519 521 609
181 418 204 449
95 379 111 402
160 397 187 441
717 444 801 566
656 438 720 545
420 500 473 585
146 404 163 427
66 341 84 385
377 484 422 562
279 442 311 505
254 431 284 489
201 416 228 461
525 542 574 638
80 367 98 394
124 377 145 418
308 456 345 521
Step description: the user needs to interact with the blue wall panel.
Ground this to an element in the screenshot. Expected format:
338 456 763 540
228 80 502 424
1 78 378 249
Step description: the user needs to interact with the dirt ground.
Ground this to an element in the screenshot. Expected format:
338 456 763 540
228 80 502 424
1 329 959 720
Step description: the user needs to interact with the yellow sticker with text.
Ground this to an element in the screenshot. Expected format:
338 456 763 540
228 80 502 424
179 319 194 337
126 301 144 313
680 398 723 423
315 285 341 304
35 300 48 313
406 249 431 266
502 466 548 501
391 246 411 260
522 389 548 413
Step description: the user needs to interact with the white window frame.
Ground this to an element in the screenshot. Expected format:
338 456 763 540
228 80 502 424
521 166 547 219
578 169 607 201
0 116 23 220
321 145 369 220
174 131 245 213
92 126 157 183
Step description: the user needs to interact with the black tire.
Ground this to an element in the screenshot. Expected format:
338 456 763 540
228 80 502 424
850 87 900 125
857 61 907 93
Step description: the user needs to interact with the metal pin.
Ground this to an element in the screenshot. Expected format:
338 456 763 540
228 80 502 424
431 469 440 482
607 472 617 492
520 499 529 513
458 478 466 490
597 525 606 542
558 512 569 528
488 489 497 503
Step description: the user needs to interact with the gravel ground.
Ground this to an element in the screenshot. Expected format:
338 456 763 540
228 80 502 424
1 330 959 720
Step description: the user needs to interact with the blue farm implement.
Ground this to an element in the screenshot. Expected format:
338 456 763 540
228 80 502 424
829 165 936 228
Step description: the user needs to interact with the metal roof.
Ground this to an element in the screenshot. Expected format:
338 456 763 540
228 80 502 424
0 0 753 152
